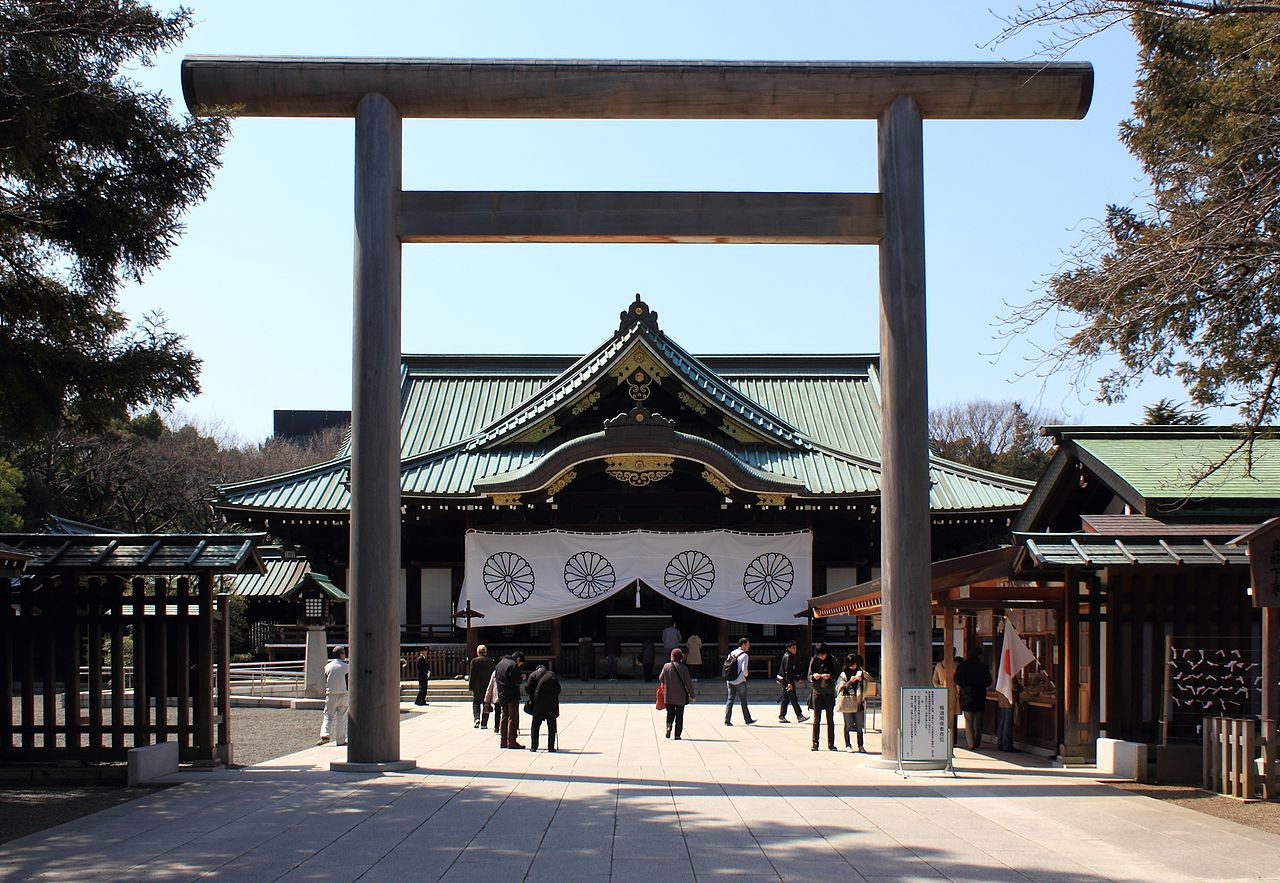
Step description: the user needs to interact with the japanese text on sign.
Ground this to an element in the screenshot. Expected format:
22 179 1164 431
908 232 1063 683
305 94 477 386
900 688 949 761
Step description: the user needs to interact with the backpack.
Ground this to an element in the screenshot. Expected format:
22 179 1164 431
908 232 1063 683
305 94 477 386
721 650 739 681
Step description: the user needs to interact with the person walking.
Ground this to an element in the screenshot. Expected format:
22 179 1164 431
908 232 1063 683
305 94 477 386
954 647 993 750
659 648 697 739
468 645 496 727
317 645 349 746
483 668 500 733
686 633 703 678
807 642 838 751
723 637 755 726
836 652 867 752
525 663 562 752
933 650 959 744
640 639 656 682
495 650 526 749
414 647 431 706
776 639 809 723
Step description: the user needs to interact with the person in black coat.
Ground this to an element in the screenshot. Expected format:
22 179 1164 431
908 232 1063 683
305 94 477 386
525 664 561 752
954 648 993 749
807 642 839 751
776 639 808 723
414 648 431 706
494 651 526 749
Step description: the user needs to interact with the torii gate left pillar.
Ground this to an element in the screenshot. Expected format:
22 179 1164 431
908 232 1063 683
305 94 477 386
183 57 1092 766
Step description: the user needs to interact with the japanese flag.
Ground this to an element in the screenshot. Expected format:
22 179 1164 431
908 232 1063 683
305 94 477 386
996 618 1036 704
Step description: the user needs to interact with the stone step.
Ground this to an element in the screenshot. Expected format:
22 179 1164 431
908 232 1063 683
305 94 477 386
405 678 784 704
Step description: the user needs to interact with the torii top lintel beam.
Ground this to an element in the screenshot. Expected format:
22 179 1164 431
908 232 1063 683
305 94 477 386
181 57 1093 121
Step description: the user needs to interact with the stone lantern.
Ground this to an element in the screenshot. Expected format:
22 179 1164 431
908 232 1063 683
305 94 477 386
282 572 348 699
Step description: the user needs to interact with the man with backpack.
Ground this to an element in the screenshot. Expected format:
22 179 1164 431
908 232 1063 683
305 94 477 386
722 637 756 726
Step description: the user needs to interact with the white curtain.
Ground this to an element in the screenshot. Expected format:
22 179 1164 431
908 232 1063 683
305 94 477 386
462 529 812 627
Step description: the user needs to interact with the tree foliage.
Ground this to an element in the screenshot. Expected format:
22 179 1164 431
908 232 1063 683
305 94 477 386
1141 397 1208 424
0 456 23 530
1000 5 1280 433
929 399 1065 481
0 0 228 443
5 415 345 533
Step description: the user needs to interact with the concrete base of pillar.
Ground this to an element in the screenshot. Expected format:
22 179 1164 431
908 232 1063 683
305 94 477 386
331 760 417 773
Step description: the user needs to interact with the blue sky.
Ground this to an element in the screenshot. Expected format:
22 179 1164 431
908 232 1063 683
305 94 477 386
118 1 1209 443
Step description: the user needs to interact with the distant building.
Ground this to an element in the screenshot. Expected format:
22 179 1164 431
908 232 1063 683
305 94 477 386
272 410 350 444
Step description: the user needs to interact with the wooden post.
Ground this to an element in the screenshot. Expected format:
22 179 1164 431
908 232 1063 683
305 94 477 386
876 94 932 762
1062 572 1080 755
195 572 215 763
857 614 867 660
1264 606 1278 730
718 618 729 662
1264 607 1278 798
345 91 409 769
943 604 956 731
550 616 562 670
1159 633 1173 747
216 592 232 766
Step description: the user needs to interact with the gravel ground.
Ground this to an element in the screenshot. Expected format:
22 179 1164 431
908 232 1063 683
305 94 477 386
0 705 407 844
1111 781 1280 835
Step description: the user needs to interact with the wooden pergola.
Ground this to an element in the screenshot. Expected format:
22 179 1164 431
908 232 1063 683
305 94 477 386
183 57 1093 765
0 533 264 767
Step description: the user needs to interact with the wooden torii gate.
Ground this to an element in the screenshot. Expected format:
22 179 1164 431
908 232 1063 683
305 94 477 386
183 58 1093 768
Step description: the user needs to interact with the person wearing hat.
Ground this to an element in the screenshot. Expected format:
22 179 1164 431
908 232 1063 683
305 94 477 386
317 645 349 746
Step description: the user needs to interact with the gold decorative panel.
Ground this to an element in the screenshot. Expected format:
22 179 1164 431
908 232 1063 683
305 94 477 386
605 455 674 487
720 420 769 444
612 344 669 401
546 469 577 496
490 493 522 506
756 493 788 507
569 389 601 415
510 417 557 444
701 469 732 496
677 390 708 415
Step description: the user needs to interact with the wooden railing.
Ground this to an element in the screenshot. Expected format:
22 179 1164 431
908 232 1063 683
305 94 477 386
1202 717 1277 800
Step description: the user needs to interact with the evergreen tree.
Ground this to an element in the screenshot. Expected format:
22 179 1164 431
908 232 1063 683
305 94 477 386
1001 6 1280 432
0 1 228 443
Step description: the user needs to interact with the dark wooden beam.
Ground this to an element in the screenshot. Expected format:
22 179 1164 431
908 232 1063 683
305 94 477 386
399 191 882 244
182 57 1093 121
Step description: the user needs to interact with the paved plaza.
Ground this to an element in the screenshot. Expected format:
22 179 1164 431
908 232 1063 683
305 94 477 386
2 701 1278 882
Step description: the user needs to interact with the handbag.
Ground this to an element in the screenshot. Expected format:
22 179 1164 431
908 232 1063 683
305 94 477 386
655 682 666 711
523 701 533 715
836 692 859 714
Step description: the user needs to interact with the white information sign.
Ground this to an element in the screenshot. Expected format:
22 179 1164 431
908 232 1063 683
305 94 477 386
899 687 951 763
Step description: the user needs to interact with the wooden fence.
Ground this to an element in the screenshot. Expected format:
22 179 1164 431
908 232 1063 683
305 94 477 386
1202 716 1278 800
1 575 229 765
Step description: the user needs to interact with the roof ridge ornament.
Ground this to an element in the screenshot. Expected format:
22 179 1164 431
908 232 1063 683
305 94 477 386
619 294 660 335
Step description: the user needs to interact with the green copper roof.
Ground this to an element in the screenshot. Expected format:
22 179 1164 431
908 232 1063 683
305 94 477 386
1066 429 1280 501
217 299 1030 514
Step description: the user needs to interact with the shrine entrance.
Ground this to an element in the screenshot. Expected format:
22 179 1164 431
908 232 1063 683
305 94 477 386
182 56 1093 766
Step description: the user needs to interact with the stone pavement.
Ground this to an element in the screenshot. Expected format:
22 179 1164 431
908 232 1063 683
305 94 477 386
3 701 1279 882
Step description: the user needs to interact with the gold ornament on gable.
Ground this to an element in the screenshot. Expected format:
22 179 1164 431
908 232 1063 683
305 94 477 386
604 455 674 487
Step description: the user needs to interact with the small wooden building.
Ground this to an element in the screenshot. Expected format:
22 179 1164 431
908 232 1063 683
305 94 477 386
813 425 1279 766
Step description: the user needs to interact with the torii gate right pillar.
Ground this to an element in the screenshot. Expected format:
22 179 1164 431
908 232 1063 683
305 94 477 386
877 95 933 760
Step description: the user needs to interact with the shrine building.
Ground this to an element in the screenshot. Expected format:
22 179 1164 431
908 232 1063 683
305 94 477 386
215 296 1030 669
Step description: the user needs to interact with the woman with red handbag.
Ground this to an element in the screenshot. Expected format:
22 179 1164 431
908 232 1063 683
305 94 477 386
658 648 697 739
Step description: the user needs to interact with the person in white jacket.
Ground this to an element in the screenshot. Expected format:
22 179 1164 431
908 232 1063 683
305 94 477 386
317 645 349 746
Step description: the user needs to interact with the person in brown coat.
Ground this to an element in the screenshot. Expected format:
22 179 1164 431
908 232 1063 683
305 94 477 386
659 648 697 739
